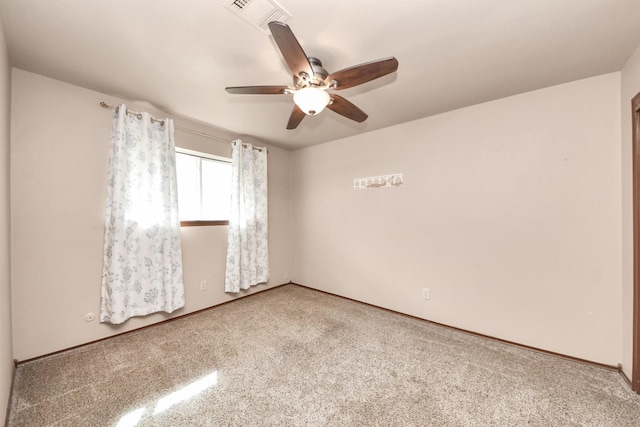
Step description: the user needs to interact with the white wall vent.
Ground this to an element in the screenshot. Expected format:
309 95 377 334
224 0 292 35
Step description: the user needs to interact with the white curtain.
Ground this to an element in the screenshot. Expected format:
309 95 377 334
101 104 185 324
225 140 270 292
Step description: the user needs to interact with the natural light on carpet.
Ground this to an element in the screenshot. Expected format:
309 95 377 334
114 371 219 427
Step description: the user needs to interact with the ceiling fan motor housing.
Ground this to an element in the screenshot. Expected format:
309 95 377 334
305 57 329 85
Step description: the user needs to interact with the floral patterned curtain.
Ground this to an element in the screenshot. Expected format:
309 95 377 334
101 104 185 324
225 140 269 292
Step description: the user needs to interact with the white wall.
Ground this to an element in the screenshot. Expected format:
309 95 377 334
10 69 292 361
621 43 640 380
292 73 623 366
0 13 13 425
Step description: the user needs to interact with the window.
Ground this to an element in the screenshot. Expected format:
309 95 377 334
175 148 232 226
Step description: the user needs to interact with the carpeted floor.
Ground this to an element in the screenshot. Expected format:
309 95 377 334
8 284 640 426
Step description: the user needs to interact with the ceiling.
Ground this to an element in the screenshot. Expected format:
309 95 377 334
1 0 640 150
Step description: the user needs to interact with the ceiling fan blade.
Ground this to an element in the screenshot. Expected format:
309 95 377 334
225 86 290 95
287 105 306 129
267 21 314 80
327 57 398 90
327 94 368 123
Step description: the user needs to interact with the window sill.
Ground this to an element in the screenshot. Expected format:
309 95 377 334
180 220 229 227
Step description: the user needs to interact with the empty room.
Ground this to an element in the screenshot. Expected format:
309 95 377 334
2 0 640 425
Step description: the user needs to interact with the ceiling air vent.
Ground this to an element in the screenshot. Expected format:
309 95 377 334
224 0 291 35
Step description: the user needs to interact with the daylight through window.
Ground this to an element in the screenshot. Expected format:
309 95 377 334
175 149 231 225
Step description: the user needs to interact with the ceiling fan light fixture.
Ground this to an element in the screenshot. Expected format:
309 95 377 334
293 87 330 115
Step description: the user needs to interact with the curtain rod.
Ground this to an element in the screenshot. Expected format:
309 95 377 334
99 101 234 145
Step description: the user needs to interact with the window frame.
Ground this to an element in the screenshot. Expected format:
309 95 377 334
175 147 231 227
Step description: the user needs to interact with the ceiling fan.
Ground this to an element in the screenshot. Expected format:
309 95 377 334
225 21 399 130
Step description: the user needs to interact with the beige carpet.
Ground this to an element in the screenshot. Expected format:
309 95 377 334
8 284 640 426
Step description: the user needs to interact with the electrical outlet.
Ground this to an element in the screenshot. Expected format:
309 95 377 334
200 280 207 291
422 288 431 300
284 271 289 280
